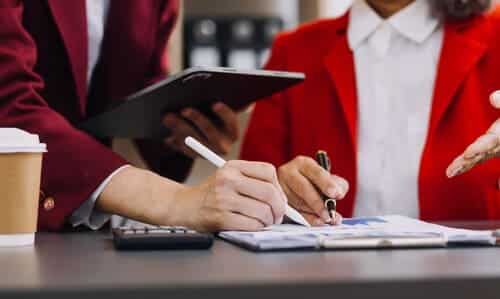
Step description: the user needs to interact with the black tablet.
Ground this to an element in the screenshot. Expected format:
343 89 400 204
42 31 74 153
80 67 305 139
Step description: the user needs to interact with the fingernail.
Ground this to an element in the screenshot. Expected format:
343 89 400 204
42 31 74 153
321 210 332 223
327 187 338 198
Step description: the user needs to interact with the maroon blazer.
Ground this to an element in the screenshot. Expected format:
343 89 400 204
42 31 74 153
0 0 190 231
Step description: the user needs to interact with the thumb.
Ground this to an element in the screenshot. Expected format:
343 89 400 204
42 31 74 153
490 91 500 109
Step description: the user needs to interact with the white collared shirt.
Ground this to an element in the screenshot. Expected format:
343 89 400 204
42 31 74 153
348 0 444 217
85 0 110 86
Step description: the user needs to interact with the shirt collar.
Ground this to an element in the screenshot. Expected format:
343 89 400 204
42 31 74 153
348 0 441 51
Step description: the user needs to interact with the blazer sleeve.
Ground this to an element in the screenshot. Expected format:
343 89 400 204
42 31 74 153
134 0 194 182
0 0 127 231
239 34 292 167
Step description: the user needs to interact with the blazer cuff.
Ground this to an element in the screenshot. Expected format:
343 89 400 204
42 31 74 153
69 165 130 230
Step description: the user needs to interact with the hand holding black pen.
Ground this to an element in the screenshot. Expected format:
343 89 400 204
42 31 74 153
316 151 337 222
277 154 349 226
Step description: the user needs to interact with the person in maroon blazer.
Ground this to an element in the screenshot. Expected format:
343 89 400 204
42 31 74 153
0 0 288 232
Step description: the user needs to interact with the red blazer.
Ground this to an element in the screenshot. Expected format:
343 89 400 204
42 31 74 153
0 0 190 231
241 10 500 221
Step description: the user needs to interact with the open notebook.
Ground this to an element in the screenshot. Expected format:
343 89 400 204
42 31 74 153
219 216 497 251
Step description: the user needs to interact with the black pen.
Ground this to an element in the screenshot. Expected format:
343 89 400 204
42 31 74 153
315 151 336 222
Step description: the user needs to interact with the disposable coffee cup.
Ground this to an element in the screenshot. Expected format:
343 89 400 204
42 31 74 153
0 128 46 247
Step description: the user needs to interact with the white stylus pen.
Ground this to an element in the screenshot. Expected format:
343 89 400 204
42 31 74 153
185 136 311 227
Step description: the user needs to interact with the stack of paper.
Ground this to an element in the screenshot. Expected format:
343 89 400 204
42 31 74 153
219 216 496 251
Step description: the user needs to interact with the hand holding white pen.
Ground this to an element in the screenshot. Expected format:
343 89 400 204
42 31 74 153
185 137 310 227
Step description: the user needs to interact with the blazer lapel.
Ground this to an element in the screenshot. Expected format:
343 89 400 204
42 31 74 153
97 0 157 102
47 0 88 114
428 20 488 135
323 19 358 150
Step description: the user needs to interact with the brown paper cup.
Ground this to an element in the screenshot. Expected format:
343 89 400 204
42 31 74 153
0 129 45 247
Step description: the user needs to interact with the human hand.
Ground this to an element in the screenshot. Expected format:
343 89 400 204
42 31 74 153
278 156 349 226
172 160 287 232
163 102 239 158
447 91 500 180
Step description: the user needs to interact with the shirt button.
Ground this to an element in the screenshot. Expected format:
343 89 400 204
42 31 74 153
42 197 55 211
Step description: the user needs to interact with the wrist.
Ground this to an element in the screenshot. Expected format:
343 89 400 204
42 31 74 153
166 183 207 229
97 166 186 226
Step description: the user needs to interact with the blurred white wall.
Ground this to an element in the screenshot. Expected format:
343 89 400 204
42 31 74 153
317 0 353 18
184 0 299 28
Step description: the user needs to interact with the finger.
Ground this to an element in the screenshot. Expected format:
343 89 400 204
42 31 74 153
218 212 265 231
300 159 338 198
282 168 332 223
332 175 350 199
164 114 205 142
298 211 324 226
213 102 240 141
487 119 500 135
163 115 205 158
229 160 278 184
228 160 288 210
464 134 499 160
446 154 465 178
286 186 316 214
234 175 286 224
490 91 500 109
446 154 481 178
333 212 343 226
297 157 347 199
181 109 230 155
298 210 343 226
228 194 275 227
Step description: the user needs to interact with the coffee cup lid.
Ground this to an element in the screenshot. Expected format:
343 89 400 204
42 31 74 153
0 128 47 153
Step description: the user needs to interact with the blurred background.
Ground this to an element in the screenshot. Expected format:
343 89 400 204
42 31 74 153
113 0 498 185
110 0 353 227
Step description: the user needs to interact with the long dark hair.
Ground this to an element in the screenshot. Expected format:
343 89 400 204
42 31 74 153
437 0 492 19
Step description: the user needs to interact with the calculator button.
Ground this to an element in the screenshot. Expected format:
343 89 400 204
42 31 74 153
148 230 166 234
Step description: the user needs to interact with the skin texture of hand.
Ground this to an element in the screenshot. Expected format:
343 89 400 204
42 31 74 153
172 160 287 231
98 162 287 232
278 156 349 226
163 102 239 158
447 91 500 184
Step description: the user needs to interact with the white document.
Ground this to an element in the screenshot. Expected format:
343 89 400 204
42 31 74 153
218 216 496 251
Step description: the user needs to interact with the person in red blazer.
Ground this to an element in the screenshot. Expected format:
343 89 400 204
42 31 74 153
0 0 288 232
241 0 500 225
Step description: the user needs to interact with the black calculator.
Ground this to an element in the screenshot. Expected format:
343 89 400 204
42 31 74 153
112 226 214 250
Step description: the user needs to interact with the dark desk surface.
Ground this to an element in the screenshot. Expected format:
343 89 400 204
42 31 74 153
2 223 500 299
